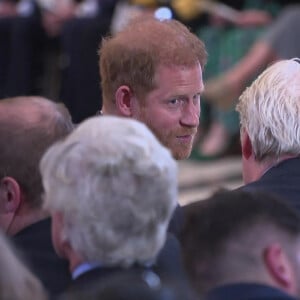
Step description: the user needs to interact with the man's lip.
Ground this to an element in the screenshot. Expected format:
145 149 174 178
176 132 196 138
176 134 194 141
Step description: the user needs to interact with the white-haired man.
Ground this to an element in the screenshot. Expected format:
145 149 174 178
40 116 187 293
236 58 300 212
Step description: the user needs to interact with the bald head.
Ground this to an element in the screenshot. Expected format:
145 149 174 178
0 96 74 208
0 96 73 132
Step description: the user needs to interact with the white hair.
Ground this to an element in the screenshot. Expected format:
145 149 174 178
236 58 300 161
40 116 178 267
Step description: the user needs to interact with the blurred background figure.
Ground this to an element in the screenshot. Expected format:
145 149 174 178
0 0 118 123
0 229 47 300
0 0 44 98
37 0 118 123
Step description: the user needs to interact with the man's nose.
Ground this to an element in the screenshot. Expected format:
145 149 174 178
180 102 200 127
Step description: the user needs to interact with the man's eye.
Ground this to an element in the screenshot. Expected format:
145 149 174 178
193 94 201 105
168 99 180 106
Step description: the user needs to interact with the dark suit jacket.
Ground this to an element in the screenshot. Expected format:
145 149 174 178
205 283 296 300
63 233 189 295
12 218 71 296
239 157 300 212
154 232 188 281
63 265 192 300
68 265 154 294
168 204 184 238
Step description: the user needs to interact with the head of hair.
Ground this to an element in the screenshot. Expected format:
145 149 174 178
0 229 47 300
180 189 300 294
41 116 177 267
0 96 74 209
99 17 207 112
236 58 300 162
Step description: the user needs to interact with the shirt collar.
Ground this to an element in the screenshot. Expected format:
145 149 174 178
72 262 102 280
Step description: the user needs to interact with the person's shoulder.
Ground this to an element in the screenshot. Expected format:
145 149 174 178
12 218 51 244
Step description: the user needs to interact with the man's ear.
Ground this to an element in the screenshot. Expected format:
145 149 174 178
115 85 135 117
52 212 72 259
241 129 253 160
263 243 295 294
0 177 21 214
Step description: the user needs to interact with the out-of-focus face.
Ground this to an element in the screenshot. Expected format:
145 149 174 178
133 63 203 160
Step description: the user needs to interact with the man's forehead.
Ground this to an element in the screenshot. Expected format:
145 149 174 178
153 63 203 90
156 63 202 72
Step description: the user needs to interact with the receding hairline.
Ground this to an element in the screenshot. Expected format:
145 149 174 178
0 96 66 130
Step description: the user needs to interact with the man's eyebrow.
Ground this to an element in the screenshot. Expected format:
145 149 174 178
177 92 202 98
165 90 203 100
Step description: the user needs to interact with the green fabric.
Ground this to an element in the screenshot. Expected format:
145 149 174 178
196 1 282 134
198 26 262 134
199 26 263 79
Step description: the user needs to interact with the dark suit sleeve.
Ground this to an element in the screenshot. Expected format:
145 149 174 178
168 204 184 238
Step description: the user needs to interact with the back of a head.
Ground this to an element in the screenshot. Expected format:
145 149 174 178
41 116 177 267
236 58 300 162
99 17 207 112
0 230 47 300
180 189 300 295
0 96 74 208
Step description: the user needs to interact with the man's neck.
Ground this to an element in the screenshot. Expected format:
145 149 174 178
9 208 48 236
243 155 298 184
256 155 297 180
260 155 298 178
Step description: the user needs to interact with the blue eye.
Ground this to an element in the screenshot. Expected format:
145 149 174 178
169 99 179 105
166 98 182 108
